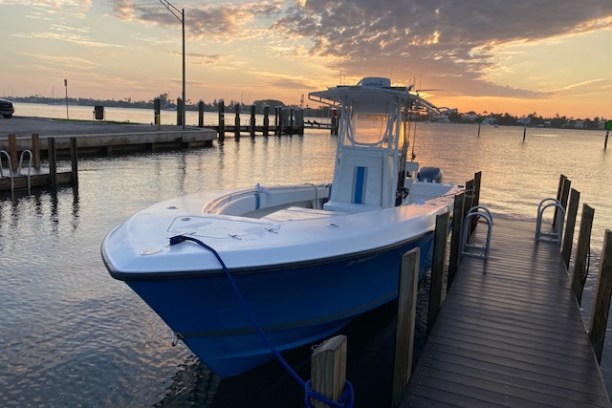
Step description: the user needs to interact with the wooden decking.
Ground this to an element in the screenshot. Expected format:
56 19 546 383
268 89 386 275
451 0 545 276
402 217 611 408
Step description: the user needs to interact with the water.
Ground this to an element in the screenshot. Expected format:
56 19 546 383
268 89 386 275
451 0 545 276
1 106 612 407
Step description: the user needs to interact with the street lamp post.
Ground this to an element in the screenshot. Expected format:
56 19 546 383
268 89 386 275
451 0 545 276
158 1 186 130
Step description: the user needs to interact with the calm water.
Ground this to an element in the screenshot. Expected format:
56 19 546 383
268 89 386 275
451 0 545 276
1 106 612 407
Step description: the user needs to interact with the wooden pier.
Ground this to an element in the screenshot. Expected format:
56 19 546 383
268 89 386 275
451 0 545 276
401 217 611 407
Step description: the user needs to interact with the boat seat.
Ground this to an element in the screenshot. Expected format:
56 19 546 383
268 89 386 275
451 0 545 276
324 147 394 212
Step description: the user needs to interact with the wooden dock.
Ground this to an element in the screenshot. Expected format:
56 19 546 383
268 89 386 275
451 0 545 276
401 217 611 407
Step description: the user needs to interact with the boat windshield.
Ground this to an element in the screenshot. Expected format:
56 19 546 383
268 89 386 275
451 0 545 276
346 109 399 148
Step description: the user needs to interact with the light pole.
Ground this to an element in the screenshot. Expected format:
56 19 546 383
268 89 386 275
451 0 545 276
158 0 185 129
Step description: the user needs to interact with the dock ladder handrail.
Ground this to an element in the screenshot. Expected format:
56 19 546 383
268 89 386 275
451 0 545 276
535 198 565 243
461 205 493 259
18 149 33 193
0 150 15 192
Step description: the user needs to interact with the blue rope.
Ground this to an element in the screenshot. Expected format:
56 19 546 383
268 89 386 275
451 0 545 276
169 234 354 408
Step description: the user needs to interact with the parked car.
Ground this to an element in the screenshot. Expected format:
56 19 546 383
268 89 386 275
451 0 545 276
0 98 15 118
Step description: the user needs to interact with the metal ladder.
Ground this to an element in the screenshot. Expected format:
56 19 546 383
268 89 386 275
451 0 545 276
535 198 565 243
461 205 493 259
0 149 33 193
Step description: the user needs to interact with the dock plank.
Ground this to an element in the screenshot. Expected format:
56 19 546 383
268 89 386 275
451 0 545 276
402 217 611 407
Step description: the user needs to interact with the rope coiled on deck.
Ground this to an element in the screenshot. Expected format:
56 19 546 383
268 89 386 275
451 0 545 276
169 234 354 408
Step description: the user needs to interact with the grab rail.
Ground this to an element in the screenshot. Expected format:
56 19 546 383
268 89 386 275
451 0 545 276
461 206 493 259
0 150 15 192
18 149 33 193
535 198 565 243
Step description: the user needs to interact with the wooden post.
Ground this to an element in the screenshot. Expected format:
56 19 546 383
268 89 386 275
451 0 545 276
48 137 57 191
473 171 482 208
522 126 527 143
176 97 183 127
392 248 420 408
70 137 79 189
605 130 609 150
589 230 612 364
32 133 41 170
428 212 449 334
561 188 580 268
463 179 475 219
310 335 347 408
470 171 482 234
559 178 571 226
448 192 466 290
571 204 595 304
250 105 256 138
218 100 225 143
8 134 18 172
263 106 270 136
553 175 568 230
198 100 205 127
234 104 241 141
289 108 295 134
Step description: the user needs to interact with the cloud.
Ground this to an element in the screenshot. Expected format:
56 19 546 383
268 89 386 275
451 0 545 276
3 0 93 17
273 0 612 98
108 0 284 40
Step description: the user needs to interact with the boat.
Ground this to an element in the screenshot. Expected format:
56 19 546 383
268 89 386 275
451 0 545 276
101 77 463 378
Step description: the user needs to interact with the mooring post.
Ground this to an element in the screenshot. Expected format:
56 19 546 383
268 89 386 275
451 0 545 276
470 171 482 234
392 248 420 408
154 97 161 130
289 108 295 135
8 134 18 172
31 133 41 169
70 137 79 190
589 230 612 364
561 188 580 268
234 104 241 141
553 175 567 228
310 335 347 408
448 192 466 290
218 100 225 143
198 100 205 127
571 204 595 304
48 137 57 191
274 107 281 136
522 126 527 143
263 105 270 136
463 179 475 219
250 105 256 138
605 130 609 150
176 97 184 127
428 212 450 334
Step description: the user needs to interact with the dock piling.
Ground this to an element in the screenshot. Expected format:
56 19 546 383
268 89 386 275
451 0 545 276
234 104 241 141
263 106 270 136
572 204 595 304
392 248 420 408
589 229 612 363
70 137 79 190
32 134 41 169
561 188 580 268
48 137 57 191
447 192 466 290
428 212 450 334
310 335 347 408
218 101 225 143
250 105 256 138
8 134 18 172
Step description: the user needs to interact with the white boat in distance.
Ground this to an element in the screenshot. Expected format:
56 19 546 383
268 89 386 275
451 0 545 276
101 77 463 377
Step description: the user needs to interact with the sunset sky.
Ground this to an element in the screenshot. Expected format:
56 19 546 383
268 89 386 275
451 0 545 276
1 0 611 118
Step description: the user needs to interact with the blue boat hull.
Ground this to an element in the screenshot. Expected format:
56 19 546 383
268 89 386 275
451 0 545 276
125 232 434 377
